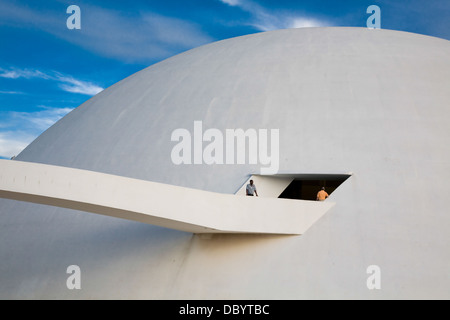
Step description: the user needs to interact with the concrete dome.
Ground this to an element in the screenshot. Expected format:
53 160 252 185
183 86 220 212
1 27 449 299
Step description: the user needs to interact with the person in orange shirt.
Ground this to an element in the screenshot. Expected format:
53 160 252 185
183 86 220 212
316 187 329 201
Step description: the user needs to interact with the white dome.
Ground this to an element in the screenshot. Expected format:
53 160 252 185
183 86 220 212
1 27 449 299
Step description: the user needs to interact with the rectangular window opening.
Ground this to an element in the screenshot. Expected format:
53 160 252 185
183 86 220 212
277 174 351 201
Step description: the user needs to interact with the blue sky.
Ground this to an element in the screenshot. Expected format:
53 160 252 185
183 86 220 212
0 0 449 159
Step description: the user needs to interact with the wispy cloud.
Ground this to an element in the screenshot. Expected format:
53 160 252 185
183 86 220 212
56 75 103 96
289 17 328 29
9 107 74 131
0 68 50 80
0 90 26 95
82 8 213 62
0 107 74 158
0 2 213 63
0 131 32 159
218 0 331 31
219 0 241 6
0 67 103 96
0 66 101 157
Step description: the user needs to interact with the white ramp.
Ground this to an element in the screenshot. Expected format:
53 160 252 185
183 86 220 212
0 160 334 234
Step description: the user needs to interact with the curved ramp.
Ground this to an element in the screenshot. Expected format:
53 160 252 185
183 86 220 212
0 160 334 234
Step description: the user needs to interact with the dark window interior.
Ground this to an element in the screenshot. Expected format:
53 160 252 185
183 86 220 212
278 174 351 201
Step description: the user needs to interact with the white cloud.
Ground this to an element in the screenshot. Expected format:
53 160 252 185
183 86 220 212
217 0 331 31
0 107 73 158
219 0 241 6
0 2 213 63
0 131 33 159
0 90 26 95
57 76 103 95
289 17 328 29
0 67 103 96
0 68 50 80
10 107 74 131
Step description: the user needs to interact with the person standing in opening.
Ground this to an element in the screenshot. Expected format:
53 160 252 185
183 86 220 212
246 179 258 197
316 187 328 201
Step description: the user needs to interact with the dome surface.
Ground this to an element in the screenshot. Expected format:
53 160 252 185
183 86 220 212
0 27 449 299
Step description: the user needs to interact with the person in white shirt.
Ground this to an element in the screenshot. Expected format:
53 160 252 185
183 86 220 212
246 180 258 196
